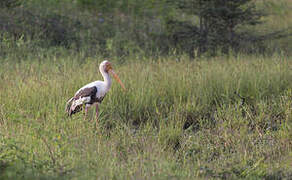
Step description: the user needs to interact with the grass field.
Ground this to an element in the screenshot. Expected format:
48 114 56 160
1 0 292 179
0 54 291 179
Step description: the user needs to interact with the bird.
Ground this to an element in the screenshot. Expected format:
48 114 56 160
65 60 126 124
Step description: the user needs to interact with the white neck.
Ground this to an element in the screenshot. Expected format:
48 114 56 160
100 67 112 91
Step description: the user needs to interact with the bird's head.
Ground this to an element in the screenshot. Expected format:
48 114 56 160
100 60 126 91
100 60 111 72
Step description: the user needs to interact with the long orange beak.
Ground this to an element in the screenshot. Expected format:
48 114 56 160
109 69 126 91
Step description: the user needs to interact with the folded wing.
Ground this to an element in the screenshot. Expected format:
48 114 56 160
66 86 98 116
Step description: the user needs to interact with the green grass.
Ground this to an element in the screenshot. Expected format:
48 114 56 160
1 1 292 179
0 54 291 179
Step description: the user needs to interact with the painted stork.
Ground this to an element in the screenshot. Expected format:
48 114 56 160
65 60 125 122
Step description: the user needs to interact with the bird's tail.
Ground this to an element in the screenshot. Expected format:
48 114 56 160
65 97 74 115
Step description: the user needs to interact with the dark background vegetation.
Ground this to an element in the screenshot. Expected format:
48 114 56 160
0 0 291 59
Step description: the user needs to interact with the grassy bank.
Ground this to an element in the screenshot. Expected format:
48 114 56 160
0 55 291 179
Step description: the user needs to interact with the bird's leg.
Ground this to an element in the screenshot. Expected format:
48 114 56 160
84 105 89 121
95 103 99 127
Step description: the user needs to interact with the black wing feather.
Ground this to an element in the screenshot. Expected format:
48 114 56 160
68 86 98 116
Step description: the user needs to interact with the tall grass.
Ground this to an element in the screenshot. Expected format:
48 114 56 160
0 54 291 179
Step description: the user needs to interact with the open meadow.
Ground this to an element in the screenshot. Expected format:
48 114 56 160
1 0 292 179
0 54 291 179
